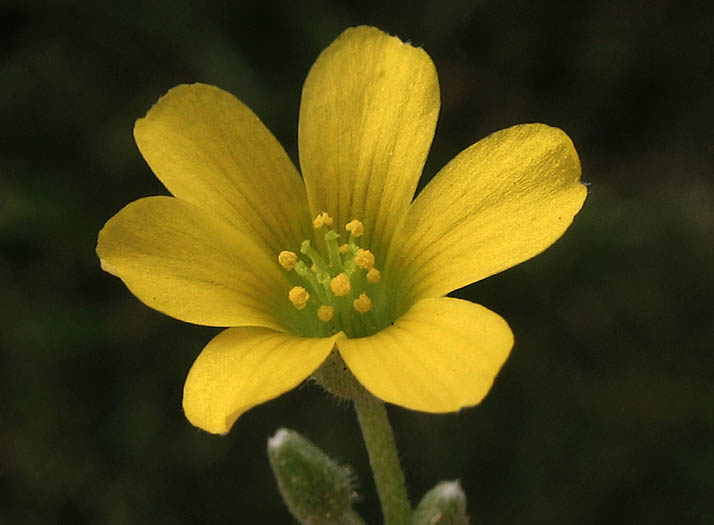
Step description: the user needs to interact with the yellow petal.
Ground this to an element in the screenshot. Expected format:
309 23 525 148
183 327 340 434
299 26 440 258
134 83 311 255
392 124 587 305
97 196 286 329
338 297 512 412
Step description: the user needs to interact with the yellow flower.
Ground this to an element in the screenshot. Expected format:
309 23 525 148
97 26 586 435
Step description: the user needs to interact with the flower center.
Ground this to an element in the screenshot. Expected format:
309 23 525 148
277 212 384 338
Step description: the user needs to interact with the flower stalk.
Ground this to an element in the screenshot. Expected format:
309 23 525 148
354 395 411 525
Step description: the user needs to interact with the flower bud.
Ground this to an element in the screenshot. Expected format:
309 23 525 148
411 480 469 525
267 428 361 525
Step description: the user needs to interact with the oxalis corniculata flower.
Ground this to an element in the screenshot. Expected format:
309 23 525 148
97 26 586 435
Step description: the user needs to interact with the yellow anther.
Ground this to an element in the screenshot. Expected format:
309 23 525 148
366 267 381 284
353 293 373 313
311 264 317 272
330 273 351 296
278 250 298 270
345 219 364 237
312 212 334 229
338 243 349 255
317 305 334 322
354 249 375 270
288 286 310 310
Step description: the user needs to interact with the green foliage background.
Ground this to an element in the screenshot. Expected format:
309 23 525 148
1 1 712 523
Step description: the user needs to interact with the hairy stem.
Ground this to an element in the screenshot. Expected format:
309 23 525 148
354 395 410 525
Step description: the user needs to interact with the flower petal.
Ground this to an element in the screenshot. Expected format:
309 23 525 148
134 83 311 255
338 297 512 412
298 26 440 258
183 327 340 434
392 124 587 305
97 196 287 329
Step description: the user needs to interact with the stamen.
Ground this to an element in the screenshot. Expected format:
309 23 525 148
345 219 364 237
278 250 298 270
312 212 334 229
277 213 385 337
294 262 330 303
354 249 375 270
330 273 351 296
317 305 334 322
353 293 373 313
366 267 381 283
288 286 310 310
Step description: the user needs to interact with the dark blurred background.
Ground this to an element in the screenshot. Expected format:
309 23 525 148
1 1 712 523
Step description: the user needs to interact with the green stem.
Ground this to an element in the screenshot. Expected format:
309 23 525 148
354 396 411 525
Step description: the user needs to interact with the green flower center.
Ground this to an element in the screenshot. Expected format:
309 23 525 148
277 212 388 338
